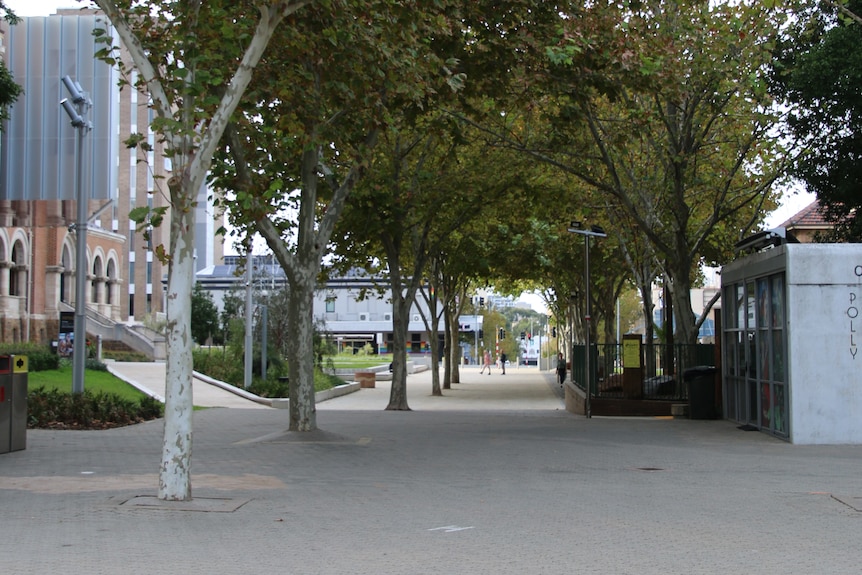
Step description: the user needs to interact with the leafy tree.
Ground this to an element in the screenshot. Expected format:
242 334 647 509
257 284 291 361
333 111 537 407
190 283 219 345
220 286 244 344
773 0 862 240
92 0 308 500
486 1 793 346
333 120 472 408
211 1 465 425
0 4 22 127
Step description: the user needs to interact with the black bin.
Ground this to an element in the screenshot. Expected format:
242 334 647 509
0 355 28 454
684 366 718 419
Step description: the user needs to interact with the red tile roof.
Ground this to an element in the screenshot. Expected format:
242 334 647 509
781 199 833 229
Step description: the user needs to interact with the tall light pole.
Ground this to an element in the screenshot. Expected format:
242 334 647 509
568 221 606 418
244 245 254 389
60 76 92 395
475 295 484 365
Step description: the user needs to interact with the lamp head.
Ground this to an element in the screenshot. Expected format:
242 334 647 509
62 75 87 105
60 99 85 127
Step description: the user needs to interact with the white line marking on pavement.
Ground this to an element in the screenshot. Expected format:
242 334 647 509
428 525 475 533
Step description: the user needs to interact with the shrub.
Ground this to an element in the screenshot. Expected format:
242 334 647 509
102 349 151 362
248 375 290 398
0 343 59 372
28 386 164 430
85 358 109 371
193 348 244 384
247 369 345 397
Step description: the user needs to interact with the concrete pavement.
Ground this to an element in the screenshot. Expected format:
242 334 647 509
2 364 862 574
107 362 271 409
106 361 566 412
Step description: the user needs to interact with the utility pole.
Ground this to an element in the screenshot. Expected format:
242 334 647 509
60 76 92 395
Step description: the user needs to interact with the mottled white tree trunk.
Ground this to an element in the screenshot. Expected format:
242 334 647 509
95 0 303 500
159 178 196 501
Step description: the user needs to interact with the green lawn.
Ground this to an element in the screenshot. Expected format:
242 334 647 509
27 366 149 402
327 355 391 369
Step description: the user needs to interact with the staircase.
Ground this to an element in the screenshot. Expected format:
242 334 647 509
99 338 138 355
79 307 166 361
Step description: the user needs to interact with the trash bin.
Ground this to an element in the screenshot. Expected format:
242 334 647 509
0 355 28 454
0 356 11 454
684 366 718 419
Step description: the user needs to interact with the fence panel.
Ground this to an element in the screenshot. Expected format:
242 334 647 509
572 342 716 401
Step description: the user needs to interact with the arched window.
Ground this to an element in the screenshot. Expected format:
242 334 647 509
106 258 116 305
60 244 73 303
0 236 8 298
92 256 103 303
10 240 25 297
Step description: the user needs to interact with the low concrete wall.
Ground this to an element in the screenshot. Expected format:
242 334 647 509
269 382 361 409
192 371 360 409
564 381 586 415
193 371 272 406
331 360 427 382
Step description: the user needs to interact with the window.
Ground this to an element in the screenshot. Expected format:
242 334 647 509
723 272 787 437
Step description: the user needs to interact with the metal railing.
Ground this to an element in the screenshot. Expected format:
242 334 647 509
571 343 716 401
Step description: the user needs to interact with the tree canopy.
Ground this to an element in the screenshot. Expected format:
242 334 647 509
773 0 862 241
0 3 22 127
462 0 792 344
93 0 309 500
209 1 468 422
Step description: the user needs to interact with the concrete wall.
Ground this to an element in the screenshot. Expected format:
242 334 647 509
564 381 585 415
785 244 862 444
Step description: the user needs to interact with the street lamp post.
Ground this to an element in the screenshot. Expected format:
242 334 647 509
60 76 92 395
244 246 254 389
475 295 485 365
567 221 607 419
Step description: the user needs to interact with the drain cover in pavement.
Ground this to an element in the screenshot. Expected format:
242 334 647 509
121 495 251 513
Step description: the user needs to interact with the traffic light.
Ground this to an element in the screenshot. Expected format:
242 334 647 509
520 331 526 341
552 326 557 338
479 297 485 308
499 328 505 340
478 329 484 339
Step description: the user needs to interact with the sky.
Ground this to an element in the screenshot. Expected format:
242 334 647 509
6 0 77 17
764 186 816 228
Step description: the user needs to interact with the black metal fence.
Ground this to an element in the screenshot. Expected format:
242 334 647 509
571 343 716 401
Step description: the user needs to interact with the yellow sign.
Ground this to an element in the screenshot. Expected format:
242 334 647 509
12 355 28 373
622 339 640 369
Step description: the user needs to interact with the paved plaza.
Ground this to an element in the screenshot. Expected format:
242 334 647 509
2 364 861 574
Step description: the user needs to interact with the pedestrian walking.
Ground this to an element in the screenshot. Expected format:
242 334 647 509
556 352 567 386
500 352 507 375
480 350 492 375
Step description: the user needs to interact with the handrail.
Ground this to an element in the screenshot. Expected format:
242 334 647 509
77 306 166 360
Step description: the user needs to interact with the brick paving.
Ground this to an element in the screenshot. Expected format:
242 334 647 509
2 365 861 574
